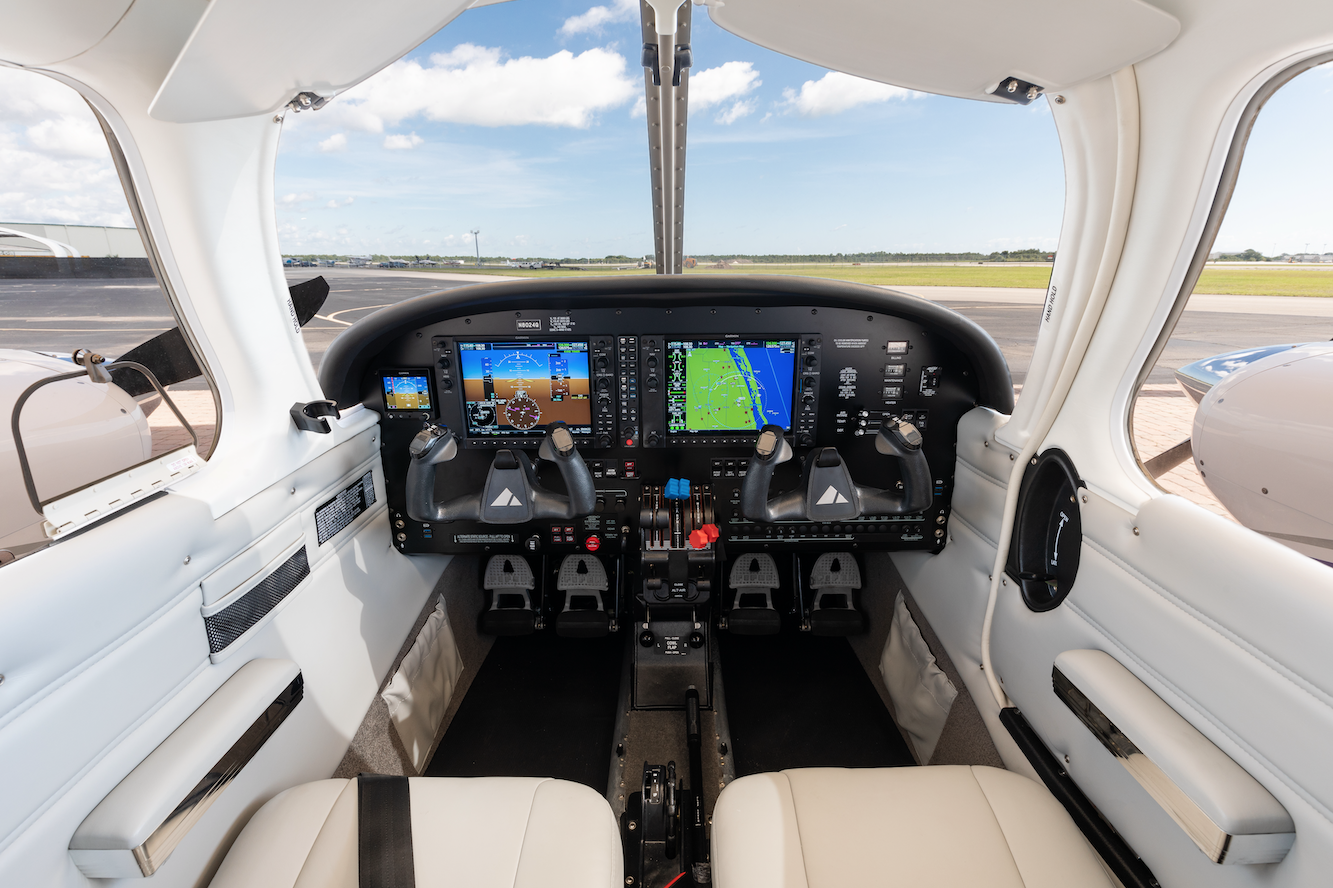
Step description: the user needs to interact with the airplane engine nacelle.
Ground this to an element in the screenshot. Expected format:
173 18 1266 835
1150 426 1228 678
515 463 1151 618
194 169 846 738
1192 342 1333 564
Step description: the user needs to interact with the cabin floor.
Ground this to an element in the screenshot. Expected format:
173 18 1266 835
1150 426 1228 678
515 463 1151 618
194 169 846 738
336 551 1002 833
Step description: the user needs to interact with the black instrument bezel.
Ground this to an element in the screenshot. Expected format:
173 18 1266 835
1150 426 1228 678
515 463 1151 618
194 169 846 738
378 367 437 419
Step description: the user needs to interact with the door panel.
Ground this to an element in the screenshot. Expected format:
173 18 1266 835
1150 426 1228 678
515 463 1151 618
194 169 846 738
0 419 448 887
898 406 1333 884
991 491 1333 885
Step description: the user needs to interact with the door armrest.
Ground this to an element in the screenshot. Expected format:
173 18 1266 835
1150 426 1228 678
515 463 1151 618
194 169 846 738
69 658 302 878
1054 649 1293 865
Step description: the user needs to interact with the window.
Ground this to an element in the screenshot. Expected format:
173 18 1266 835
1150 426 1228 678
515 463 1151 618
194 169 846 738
272 0 1064 376
0 67 218 560
1130 60 1333 564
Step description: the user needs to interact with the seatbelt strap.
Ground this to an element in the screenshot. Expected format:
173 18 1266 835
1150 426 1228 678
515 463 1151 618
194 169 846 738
358 774 416 888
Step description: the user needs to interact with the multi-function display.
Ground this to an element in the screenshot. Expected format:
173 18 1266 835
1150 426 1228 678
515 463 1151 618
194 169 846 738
458 340 592 436
665 338 797 434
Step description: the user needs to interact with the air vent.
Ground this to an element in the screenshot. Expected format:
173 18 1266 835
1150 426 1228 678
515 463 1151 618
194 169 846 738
1006 448 1082 611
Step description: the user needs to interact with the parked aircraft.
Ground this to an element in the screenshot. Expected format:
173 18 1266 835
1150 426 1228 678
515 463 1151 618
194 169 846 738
1 3 1330 888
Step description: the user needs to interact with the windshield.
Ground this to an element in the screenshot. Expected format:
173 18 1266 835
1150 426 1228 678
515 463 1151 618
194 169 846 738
276 0 1065 383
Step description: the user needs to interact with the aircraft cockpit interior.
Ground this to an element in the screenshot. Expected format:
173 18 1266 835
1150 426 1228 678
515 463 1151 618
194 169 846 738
2 2 1332 888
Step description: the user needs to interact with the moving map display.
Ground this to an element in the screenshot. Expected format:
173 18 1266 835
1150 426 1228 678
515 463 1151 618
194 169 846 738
666 338 797 433
458 341 591 436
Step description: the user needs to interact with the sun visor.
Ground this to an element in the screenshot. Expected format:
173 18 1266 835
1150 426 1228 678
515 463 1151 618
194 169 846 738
148 0 510 123
706 0 1179 101
0 0 135 67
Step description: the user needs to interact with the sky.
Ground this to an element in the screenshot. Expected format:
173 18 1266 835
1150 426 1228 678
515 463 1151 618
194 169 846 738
0 0 1329 258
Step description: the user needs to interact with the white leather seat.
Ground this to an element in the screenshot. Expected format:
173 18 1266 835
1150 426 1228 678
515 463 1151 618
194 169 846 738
210 777 622 888
712 766 1115 888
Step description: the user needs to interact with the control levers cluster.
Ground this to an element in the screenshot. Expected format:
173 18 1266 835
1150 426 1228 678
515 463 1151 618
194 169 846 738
405 420 596 523
740 417 932 522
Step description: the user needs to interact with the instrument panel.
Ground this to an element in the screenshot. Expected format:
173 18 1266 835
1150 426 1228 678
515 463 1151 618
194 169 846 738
320 277 1013 560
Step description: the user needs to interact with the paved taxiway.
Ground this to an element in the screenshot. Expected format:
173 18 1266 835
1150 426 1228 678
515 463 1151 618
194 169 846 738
0 271 1327 387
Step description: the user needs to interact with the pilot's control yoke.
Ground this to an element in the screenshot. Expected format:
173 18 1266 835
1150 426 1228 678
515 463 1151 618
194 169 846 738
405 421 596 524
740 419 932 522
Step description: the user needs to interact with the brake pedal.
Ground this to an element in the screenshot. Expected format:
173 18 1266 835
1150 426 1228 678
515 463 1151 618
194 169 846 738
480 554 536 635
727 553 781 635
807 552 864 636
556 554 610 638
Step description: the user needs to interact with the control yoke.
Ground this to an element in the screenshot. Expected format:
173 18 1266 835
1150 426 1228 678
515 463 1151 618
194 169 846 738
740 419 932 523
406 421 596 524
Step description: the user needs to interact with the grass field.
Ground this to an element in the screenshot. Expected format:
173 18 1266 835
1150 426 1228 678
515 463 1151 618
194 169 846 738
419 262 1333 297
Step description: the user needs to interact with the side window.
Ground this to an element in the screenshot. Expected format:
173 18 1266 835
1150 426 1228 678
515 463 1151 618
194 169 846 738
1131 61 1332 565
1 68 219 562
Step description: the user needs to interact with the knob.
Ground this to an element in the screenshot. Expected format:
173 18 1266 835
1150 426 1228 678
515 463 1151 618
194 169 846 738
597 434 613 448
804 355 817 368
595 356 609 371
647 376 659 388
647 356 658 369
438 356 451 369
441 378 453 391
639 630 656 648
802 377 815 391
647 432 660 447
688 631 704 649
596 378 611 393
797 431 814 447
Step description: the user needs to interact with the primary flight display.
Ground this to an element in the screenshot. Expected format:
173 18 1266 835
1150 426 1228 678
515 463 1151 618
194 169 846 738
666 338 797 433
458 341 592 436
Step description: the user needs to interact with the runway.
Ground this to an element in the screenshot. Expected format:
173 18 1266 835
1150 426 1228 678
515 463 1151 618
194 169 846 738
0 271 1326 388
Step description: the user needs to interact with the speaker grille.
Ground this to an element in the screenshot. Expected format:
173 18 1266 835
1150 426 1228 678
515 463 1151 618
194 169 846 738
204 546 310 653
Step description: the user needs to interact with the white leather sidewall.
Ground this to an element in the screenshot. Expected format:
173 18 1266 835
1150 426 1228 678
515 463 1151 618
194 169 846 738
991 492 1333 887
0 426 447 888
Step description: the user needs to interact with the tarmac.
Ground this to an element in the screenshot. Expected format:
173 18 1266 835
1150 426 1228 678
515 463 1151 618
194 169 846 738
5 268 1328 521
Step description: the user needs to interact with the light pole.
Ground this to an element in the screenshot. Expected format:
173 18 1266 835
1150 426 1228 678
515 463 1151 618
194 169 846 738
471 229 481 267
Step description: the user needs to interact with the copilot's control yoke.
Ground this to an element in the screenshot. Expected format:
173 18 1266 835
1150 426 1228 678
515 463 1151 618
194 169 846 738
405 420 596 524
740 419 932 523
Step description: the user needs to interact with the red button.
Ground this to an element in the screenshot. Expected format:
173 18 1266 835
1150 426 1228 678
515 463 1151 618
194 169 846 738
688 529 709 549
702 523 720 542
585 535 601 552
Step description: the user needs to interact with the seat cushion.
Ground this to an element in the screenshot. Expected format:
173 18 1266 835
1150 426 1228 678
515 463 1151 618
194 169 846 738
712 766 1114 888
210 777 622 888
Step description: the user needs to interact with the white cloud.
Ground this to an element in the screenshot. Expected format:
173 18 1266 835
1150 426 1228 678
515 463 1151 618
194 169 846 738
782 71 919 117
321 44 638 130
687 61 762 126
631 94 646 118
383 132 424 149
0 67 132 227
559 0 637 37
715 99 756 125
691 62 761 109
319 133 347 152
326 197 354 208
281 192 317 204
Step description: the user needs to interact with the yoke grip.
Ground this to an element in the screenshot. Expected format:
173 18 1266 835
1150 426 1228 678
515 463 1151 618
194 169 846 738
739 419 932 523
405 421 596 524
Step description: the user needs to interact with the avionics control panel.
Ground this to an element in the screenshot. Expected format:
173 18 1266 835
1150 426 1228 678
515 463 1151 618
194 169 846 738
347 288 1009 559
424 331 818 450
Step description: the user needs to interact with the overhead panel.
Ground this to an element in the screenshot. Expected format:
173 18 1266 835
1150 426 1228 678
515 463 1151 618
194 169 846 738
707 0 1179 100
149 0 506 123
